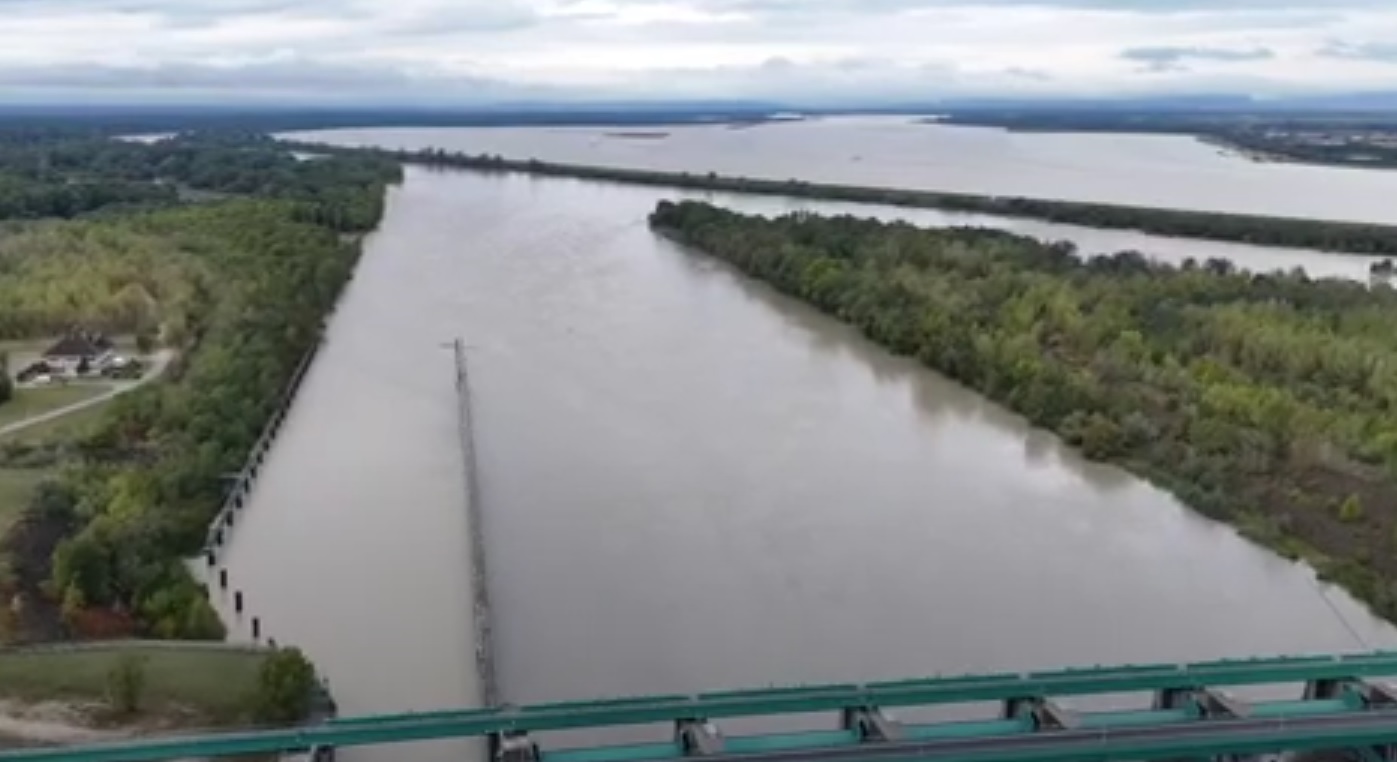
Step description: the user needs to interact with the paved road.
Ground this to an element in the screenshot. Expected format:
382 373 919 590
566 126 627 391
0 350 174 438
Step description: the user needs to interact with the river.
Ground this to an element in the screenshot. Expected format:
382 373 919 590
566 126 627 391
289 116 1397 224
211 125 1397 761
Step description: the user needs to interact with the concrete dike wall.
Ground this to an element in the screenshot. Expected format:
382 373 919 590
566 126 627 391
199 339 321 627
452 337 498 708
190 338 338 734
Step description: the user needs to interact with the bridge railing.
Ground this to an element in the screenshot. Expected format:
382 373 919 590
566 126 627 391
10 651 1397 762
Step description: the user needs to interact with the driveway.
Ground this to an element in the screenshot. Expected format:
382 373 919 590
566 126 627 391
0 349 175 438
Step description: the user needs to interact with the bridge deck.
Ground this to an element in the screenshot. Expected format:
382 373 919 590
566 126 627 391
323 650 1397 734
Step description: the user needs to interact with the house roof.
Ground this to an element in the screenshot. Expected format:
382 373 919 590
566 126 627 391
43 333 111 358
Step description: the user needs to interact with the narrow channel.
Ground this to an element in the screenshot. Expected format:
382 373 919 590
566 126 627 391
208 179 482 761
217 164 1397 760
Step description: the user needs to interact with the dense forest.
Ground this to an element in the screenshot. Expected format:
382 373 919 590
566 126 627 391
0 132 401 642
0 131 396 228
651 200 1397 620
0 174 177 219
285 140 1397 256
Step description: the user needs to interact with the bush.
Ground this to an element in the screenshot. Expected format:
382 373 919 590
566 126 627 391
252 647 317 725
1338 494 1365 523
106 654 148 716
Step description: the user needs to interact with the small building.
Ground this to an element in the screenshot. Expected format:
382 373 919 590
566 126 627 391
41 331 114 374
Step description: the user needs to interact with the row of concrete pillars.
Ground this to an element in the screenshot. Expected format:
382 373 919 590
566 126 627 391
203 565 278 648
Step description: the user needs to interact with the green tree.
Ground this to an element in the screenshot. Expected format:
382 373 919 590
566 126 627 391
59 583 86 631
134 328 156 354
253 647 317 725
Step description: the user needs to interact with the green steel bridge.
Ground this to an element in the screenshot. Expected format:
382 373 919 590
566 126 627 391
10 651 1397 762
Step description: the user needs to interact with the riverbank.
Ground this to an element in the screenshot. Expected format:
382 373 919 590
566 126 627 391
932 113 1397 171
651 200 1397 627
1195 135 1293 165
279 139 1397 256
0 641 270 746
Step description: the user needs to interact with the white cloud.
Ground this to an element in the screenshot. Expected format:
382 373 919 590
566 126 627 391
0 0 1395 103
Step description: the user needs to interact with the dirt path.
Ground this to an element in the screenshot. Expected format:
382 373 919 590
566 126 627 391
0 700 120 745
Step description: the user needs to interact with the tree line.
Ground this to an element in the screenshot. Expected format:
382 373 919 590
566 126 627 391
937 111 1397 170
0 131 399 228
0 132 399 643
650 199 1397 621
279 140 1397 257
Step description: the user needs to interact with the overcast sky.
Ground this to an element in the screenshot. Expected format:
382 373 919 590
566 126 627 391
4 0 1397 105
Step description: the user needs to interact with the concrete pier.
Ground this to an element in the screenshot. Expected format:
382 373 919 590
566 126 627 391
452 337 498 707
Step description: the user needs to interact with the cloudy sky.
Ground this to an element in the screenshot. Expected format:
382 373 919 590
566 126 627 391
4 0 1397 105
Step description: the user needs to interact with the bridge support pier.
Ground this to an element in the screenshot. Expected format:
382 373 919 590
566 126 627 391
1153 687 1194 711
1306 678 1346 700
1152 687 1249 720
1001 697 1079 730
489 732 538 762
1193 689 1250 719
841 707 902 742
675 719 724 755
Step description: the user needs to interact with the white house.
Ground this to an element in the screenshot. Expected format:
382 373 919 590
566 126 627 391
41 332 114 374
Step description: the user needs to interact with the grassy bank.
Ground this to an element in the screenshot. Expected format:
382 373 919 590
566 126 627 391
651 200 1397 623
0 643 265 724
3 404 106 446
282 139 1397 257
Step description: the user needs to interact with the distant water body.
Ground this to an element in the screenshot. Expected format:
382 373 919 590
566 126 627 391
288 116 1397 224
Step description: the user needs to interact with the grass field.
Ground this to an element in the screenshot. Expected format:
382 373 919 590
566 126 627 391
0 386 108 432
4 401 109 446
0 644 268 723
